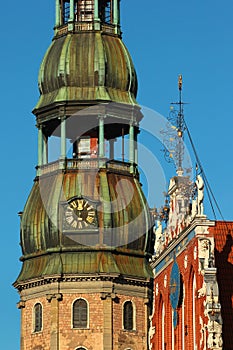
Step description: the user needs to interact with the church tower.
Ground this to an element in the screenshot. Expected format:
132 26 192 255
14 1 154 350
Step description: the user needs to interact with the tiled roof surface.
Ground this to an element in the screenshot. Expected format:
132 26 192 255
210 221 233 350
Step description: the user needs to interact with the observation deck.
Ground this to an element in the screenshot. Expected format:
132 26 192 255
38 158 138 177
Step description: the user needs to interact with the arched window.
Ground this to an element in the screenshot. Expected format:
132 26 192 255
123 301 134 331
76 348 88 350
73 298 88 328
34 303 42 332
156 295 165 350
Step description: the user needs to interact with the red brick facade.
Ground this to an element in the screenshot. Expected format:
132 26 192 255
151 236 207 350
151 220 233 350
18 284 151 350
210 221 233 350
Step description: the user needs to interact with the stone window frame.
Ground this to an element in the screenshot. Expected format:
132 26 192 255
75 347 88 350
122 300 136 331
72 297 89 329
32 302 43 333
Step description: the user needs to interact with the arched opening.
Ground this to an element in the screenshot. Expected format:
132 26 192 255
123 301 135 331
33 303 42 332
73 298 88 328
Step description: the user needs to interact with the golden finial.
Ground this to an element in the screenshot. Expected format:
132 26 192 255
178 74 183 91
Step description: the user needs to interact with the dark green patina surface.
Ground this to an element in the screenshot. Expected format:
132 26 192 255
17 251 153 283
35 32 138 112
16 166 154 283
15 9 154 287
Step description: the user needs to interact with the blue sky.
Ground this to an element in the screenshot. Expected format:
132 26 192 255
1 0 233 347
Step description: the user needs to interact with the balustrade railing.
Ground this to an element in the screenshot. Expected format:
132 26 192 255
39 158 134 176
56 22 116 37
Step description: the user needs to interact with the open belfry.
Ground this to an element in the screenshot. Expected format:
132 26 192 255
14 1 154 349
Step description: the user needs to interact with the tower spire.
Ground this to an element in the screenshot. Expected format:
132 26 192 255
161 74 187 176
175 74 185 175
15 2 154 349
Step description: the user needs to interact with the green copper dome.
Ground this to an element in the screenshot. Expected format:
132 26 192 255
34 32 138 112
16 166 154 283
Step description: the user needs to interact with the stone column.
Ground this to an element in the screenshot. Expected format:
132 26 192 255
101 292 113 350
47 293 62 350
17 300 25 350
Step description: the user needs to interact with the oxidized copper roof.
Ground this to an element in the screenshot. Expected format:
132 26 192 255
16 252 153 283
35 32 138 112
17 165 153 283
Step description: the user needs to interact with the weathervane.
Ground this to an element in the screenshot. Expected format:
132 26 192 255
161 74 188 176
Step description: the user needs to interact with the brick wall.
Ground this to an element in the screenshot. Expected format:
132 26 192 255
151 237 208 350
20 287 150 350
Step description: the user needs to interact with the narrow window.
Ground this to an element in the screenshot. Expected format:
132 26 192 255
123 301 134 331
62 0 70 23
34 303 42 332
73 299 88 328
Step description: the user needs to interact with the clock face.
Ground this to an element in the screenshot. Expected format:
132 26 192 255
64 198 97 230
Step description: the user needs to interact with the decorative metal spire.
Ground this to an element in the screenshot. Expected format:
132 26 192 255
161 74 187 176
